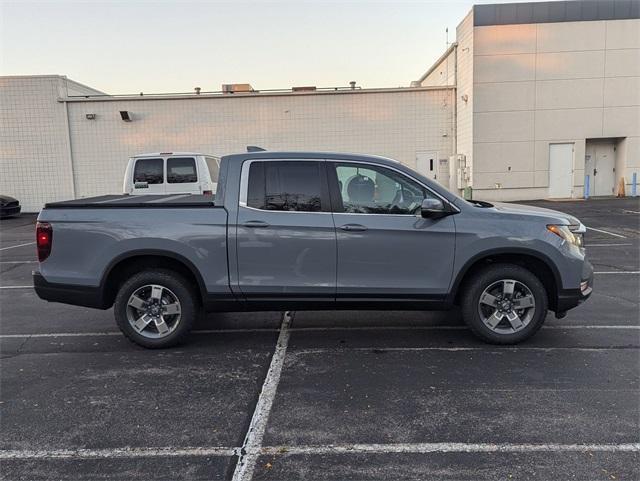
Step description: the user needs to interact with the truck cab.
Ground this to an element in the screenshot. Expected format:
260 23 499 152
122 152 220 195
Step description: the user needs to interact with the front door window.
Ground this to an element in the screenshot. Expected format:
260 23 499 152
334 164 433 215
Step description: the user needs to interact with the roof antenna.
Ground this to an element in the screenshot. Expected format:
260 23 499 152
247 146 266 152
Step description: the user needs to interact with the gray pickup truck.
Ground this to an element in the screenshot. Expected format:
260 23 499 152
34 151 593 348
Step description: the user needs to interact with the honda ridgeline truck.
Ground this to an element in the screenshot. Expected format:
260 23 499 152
34 151 593 348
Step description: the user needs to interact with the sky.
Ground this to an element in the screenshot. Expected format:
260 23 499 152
2 0 533 94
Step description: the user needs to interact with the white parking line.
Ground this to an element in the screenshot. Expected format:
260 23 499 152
0 285 32 289
622 209 640 214
1 324 637 339
586 243 633 247
0 241 35 251
261 442 640 455
0 328 281 338
2 442 637 461
232 311 293 481
0 446 237 460
587 227 627 238
594 271 640 275
0 260 37 264
542 325 640 330
294 346 636 354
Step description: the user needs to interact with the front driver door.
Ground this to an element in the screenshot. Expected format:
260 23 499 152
236 159 336 300
329 161 456 300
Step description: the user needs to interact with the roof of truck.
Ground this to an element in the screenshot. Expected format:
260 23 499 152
218 150 460 204
221 151 403 165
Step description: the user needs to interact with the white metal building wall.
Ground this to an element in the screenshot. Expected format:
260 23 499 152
0 76 74 212
0 79 454 211
65 88 455 200
470 17 640 200
0 76 104 212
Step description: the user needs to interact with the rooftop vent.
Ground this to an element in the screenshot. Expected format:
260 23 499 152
222 83 254 94
292 86 317 92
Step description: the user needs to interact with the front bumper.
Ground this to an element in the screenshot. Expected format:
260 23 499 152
556 259 594 312
33 271 108 309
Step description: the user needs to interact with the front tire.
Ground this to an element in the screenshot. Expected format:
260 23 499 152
114 269 197 349
461 264 548 344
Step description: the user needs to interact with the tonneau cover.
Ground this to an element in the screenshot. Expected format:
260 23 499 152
44 194 216 209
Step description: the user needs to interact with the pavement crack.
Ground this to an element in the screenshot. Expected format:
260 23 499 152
1 334 31 359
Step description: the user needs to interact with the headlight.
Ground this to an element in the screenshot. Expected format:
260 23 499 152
547 224 584 247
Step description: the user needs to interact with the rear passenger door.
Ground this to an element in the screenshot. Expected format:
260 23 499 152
235 160 337 299
165 157 200 194
133 158 165 194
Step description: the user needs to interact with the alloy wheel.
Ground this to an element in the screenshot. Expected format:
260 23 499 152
126 284 182 339
477 279 536 334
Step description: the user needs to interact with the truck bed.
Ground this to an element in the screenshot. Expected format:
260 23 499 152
44 194 217 209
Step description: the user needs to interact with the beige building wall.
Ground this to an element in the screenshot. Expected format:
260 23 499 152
66 88 454 199
0 76 102 212
419 45 457 87
454 11 476 190
1 83 454 210
471 18 640 201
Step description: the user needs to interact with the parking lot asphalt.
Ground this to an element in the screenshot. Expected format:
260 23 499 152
1 197 639 480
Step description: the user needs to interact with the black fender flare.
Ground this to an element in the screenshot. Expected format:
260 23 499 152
448 247 563 303
99 249 208 302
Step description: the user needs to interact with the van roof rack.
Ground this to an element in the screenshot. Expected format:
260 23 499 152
247 145 266 152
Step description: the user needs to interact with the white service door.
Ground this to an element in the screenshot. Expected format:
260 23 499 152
548 143 574 198
594 144 616 196
416 151 438 181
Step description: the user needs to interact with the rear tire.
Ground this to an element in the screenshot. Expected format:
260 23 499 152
114 269 197 349
461 263 548 344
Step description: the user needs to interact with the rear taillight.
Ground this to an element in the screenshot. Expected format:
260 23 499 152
202 190 213 196
36 222 52 262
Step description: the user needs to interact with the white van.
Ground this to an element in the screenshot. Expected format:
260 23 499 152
123 152 220 196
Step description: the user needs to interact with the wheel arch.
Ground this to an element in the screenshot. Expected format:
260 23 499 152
450 248 562 312
100 250 207 308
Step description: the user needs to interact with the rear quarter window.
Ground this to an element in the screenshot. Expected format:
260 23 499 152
204 157 220 184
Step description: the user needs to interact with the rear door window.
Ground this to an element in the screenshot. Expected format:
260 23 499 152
247 161 324 212
167 157 198 183
133 158 163 184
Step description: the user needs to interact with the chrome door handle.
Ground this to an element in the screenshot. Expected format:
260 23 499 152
242 220 270 228
339 224 368 232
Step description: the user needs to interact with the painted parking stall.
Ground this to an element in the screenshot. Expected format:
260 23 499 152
1 198 639 480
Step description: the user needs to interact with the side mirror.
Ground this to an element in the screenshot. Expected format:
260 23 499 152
420 198 447 218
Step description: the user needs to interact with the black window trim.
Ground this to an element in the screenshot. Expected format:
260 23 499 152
239 159 332 214
326 160 458 216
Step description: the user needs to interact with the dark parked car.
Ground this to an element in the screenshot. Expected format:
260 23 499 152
0 195 21 218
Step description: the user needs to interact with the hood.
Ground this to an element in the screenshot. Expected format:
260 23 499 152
490 201 580 225
0 195 18 205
